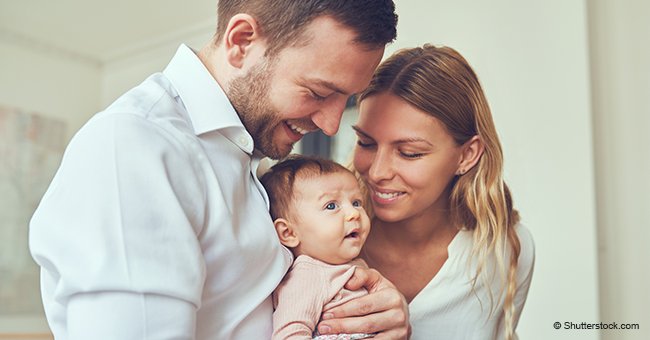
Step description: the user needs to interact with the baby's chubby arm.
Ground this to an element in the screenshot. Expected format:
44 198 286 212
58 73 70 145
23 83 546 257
316 263 411 340
272 262 328 340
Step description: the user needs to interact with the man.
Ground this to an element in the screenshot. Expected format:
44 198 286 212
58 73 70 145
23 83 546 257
30 1 408 339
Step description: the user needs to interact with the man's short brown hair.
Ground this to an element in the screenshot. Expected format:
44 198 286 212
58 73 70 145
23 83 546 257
216 0 398 55
260 155 352 220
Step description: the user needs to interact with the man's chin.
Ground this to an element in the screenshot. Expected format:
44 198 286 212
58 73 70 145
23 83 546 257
261 143 294 160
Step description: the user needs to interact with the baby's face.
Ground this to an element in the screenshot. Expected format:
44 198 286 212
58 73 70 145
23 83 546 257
290 171 370 264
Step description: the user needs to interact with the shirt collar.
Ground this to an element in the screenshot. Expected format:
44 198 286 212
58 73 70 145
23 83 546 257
163 44 254 154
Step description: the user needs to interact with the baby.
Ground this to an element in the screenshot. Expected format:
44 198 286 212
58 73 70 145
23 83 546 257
260 155 374 340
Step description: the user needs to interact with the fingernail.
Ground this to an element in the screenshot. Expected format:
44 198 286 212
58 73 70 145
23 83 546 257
318 325 331 334
322 313 334 320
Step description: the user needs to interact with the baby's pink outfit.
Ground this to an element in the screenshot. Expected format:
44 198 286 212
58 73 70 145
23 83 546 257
272 255 374 340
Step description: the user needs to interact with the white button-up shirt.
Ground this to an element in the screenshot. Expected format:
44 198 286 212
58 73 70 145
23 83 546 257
30 44 292 340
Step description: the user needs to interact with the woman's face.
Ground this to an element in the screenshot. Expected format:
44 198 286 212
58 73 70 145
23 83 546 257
353 92 463 223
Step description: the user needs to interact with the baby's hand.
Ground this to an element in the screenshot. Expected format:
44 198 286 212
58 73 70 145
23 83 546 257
316 267 410 339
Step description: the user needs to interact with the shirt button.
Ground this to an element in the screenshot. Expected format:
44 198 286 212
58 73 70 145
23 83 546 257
238 136 250 147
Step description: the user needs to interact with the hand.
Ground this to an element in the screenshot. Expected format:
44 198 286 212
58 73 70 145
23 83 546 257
316 267 411 339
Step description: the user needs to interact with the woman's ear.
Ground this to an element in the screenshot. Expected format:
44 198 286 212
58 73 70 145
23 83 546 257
274 218 300 248
456 135 485 175
222 13 265 69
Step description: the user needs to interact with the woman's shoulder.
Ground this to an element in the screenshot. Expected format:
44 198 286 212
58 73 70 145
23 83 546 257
514 223 535 272
514 224 535 250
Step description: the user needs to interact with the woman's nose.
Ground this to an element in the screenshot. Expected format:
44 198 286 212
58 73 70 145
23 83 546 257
368 149 394 182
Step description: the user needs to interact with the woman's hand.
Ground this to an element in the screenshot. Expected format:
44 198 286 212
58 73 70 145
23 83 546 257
316 267 411 339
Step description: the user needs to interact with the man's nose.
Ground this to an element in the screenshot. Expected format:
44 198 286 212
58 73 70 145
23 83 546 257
311 97 348 136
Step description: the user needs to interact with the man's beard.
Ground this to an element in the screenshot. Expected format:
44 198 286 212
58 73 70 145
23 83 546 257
227 59 292 159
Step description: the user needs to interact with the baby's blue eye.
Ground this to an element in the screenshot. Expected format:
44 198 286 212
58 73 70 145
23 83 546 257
325 202 337 210
352 200 362 207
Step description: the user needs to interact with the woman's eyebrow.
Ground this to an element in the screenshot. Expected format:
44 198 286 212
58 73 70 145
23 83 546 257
352 125 432 146
351 125 371 138
393 137 433 146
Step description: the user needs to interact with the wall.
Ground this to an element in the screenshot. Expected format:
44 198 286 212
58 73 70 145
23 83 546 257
589 1 650 339
0 40 101 141
100 21 214 107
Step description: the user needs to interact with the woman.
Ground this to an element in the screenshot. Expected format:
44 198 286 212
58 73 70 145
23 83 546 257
352 45 535 339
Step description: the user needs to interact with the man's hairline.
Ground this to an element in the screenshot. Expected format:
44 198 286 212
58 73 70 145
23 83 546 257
234 13 387 58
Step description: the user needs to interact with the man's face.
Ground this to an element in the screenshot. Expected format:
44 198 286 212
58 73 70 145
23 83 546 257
227 58 284 158
228 16 384 159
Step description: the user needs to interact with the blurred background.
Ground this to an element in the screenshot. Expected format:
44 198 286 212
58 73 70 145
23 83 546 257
0 0 648 339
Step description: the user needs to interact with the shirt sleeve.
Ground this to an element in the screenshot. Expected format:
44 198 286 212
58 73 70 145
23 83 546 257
30 112 208 339
272 262 328 340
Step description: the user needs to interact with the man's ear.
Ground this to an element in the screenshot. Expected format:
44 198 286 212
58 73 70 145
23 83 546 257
222 13 265 69
274 218 300 248
456 135 485 175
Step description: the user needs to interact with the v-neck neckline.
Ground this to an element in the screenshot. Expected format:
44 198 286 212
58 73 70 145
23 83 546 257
407 229 468 308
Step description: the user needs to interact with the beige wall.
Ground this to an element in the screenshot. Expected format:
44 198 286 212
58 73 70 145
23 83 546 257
589 1 650 339
100 22 213 107
0 40 101 141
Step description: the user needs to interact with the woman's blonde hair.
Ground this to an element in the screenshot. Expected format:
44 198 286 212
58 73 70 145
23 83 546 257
358 45 521 339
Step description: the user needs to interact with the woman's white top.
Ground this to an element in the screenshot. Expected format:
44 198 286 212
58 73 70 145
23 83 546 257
409 224 535 340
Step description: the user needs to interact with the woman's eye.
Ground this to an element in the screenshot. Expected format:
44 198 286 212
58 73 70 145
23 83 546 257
356 140 374 148
325 202 338 210
400 151 424 159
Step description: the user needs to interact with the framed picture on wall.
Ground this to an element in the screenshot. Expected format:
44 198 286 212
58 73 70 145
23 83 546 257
0 105 62 339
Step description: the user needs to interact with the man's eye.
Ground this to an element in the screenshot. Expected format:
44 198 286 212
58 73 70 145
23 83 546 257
325 202 338 210
311 91 327 101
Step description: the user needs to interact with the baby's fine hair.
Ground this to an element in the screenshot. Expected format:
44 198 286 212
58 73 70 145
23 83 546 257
260 155 352 220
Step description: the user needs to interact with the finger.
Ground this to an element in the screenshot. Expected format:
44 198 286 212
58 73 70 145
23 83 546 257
318 309 394 335
372 328 410 340
318 295 407 335
318 308 408 336
323 289 401 320
346 267 382 291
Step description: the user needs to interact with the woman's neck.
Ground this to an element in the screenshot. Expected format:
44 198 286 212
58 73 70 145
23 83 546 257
362 207 461 303
372 208 457 250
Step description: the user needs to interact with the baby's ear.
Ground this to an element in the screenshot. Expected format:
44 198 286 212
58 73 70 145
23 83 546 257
274 218 300 248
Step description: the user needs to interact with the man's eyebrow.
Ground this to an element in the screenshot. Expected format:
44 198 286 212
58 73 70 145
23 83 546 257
303 78 350 96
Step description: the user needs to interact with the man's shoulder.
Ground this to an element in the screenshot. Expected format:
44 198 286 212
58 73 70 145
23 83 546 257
104 73 185 123
83 72 201 146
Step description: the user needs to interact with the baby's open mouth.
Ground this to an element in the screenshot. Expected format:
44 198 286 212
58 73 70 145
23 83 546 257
345 231 359 239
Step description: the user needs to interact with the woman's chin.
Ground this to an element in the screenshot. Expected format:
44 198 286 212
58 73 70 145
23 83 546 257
372 208 406 223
